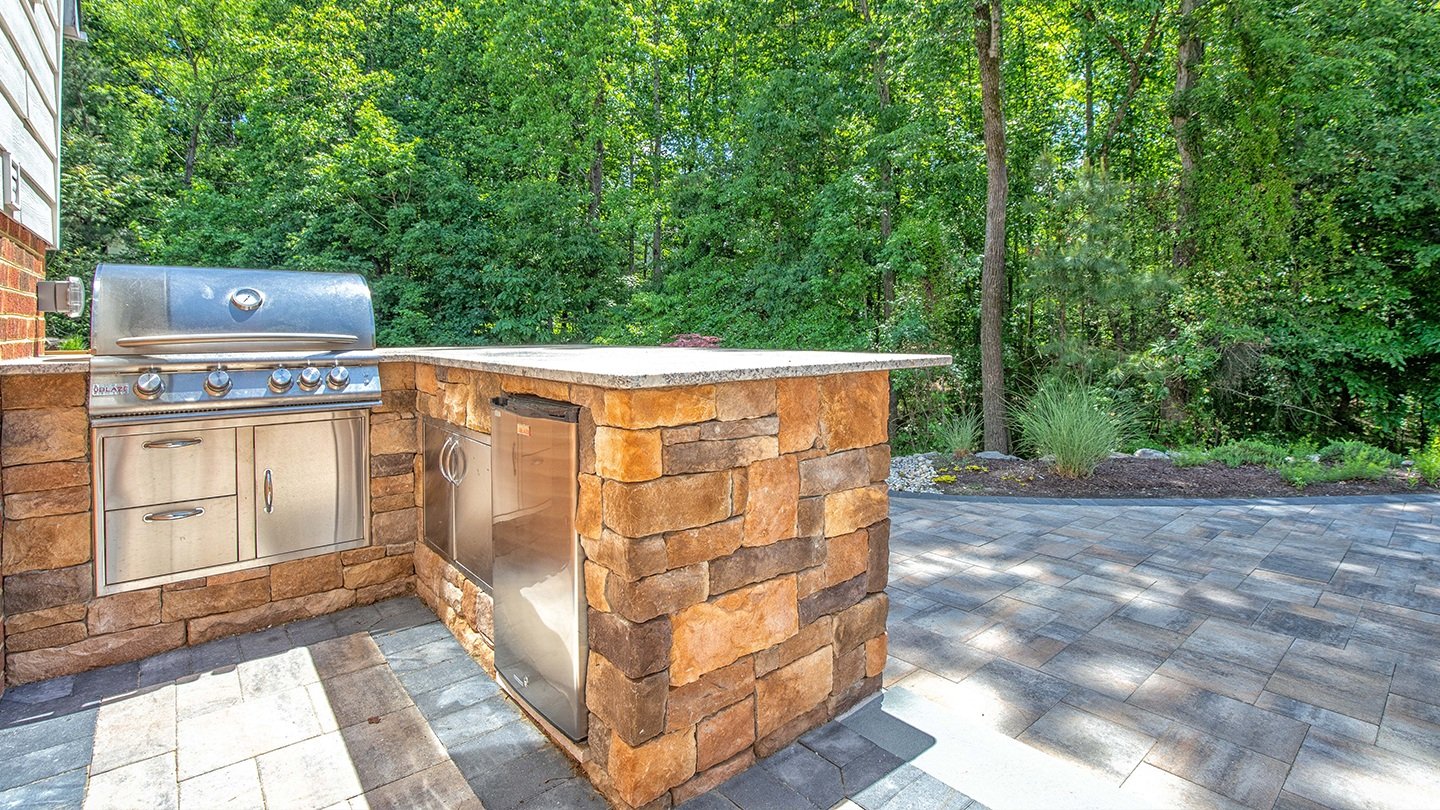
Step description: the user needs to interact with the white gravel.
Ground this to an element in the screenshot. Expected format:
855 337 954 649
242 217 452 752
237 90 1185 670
888 452 942 494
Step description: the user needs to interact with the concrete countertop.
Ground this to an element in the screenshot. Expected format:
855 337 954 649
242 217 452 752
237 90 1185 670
0 354 91 375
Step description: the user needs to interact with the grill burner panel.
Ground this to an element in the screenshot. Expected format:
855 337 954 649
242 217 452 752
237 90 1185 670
89 356 382 417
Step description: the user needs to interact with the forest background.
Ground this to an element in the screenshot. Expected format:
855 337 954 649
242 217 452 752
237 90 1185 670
48 0 1440 454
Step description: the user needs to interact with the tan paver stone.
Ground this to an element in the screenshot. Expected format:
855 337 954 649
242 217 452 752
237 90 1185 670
336 706 449 791
255 732 364 810
84 751 179 810
175 670 244 722
177 759 264 810
237 647 321 700
90 683 178 775
176 686 322 780
312 663 413 729
356 760 481 810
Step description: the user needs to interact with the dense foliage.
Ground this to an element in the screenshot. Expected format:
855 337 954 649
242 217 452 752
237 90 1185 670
49 0 1440 450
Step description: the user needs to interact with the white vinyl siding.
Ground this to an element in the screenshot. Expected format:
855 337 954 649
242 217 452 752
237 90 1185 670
0 0 63 245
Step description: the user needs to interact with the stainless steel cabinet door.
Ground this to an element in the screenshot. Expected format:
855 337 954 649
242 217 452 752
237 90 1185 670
253 415 366 557
423 423 453 559
104 496 240 584
102 427 237 510
450 434 492 588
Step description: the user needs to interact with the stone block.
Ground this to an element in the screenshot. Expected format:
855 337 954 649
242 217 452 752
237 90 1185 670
754 615 833 677
743 455 798 546
1 374 86 409
865 445 891 483
358 577 414 607
608 728 697 807
5 603 85 635
2 408 90 465
607 564 708 624
756 647 833 738
823 529 869 588
666 659 755 731
604 472 731 537
797 565 827 598
88 588 161 635
8 621 185 685
588 652 669 746
834 643 866 694
797 496 824 539
7 620 86 652
715 381 777 421
775 377 820 454
371 473 414 500
416 363 439 394
866 519 890 593
835 593 888 653
3 563 92 613
2 512 90 573
662 425 701 445
664 518 743 568
372 493 415 513
187 588 354 644
371 453 416 478
818 372 888 452
671 576 797 686
582 530 668 582
866 634 887 678
206 568 267 586
709 537 822 595
600 386 716 429
823 484 887 537
341 547 386 565
577 474 603 538
697 696 754 771
798 450 871 497
662 436 778 475
799 574 867 624
161 578 270 622
271 554 344 600
673 750 755 807
499 374 571 401
585 561 612 612
372 508 419 546
590 610 673 679
371 414 419 455
2 461 88 494
698 417 778 441
596 427 663 482
379 362 416 390
343 554 412 590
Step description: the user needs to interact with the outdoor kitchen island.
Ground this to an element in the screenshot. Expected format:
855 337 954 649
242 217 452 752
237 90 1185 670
0 344 948 810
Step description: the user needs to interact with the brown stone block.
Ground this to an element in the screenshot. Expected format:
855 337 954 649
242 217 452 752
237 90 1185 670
5 603 85 635
1 374 86 409
591 610 672 679
796 565 826 599
370 472 413 500
7 621 185 685
2 461 88 494
600 387 717 429
754 615 833 677
499 374 570 401
670 577 796 686
756 647 833 738
163 578 205 592
603 472 730 537
661 426 701 445
775 377 820 454
697 696 754 771
662 436 778 476
372 508 419 546
823 485 887 538
866 444 891 483
866 519 890 593
379 362 416 390
341 547 386 565
7 620 86 652
715 381 777 421
832 674 881 717
664 518 743 569
743 455 798 547
798 450 871 497
595 427 663 482
583 530 667 583
3 564 91 613
88 589 161 635
585 561 612 612
356 577 412 606
372 493 415 513
474 589 494 639
608 727 697 807
818 371 888 452
1 408 87 466
343 554 412 590
835 593 888 653
834 643 866 693
206 568 267 586
588 652 669 746
2 512 90 574
666 659 755 731
865 633 887 678
375 389 418 415
709 537 822 595
162 578 269 622
823 529 869 589
271 554 344 600
673 750 754 807
797 496 824 540
371 414 419 455
730 468 747 515
698 417 778 441
370 453 415 478
607 564 707 624
187 587 354 645
799 574 867 624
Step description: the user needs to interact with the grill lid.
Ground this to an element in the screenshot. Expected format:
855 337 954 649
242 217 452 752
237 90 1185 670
90 264 377 356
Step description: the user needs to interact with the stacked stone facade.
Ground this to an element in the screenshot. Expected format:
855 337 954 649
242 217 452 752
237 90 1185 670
0 215 46 360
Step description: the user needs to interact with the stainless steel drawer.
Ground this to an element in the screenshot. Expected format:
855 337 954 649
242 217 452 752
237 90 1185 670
104 496 240 585
101 428 238 510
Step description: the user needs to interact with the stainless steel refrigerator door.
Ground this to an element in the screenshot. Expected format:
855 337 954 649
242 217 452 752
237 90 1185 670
491 401 586 741
450 433 493 588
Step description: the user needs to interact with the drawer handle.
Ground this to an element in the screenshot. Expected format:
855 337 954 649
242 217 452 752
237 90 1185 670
264 469 274 514
143 438 202 449
143 507 206 522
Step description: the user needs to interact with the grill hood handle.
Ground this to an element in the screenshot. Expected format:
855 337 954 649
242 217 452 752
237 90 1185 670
114 333 359 348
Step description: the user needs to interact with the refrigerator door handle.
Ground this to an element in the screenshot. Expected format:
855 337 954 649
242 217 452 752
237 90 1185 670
439 437 458 486
449 439 468 485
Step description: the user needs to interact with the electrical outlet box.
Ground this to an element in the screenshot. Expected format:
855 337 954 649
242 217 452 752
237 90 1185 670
0 151 19 216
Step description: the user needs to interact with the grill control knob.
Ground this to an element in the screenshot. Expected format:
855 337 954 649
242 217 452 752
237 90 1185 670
326 366 350 390
135 372 164 400
298 366 323 391
204 369 232 396
268 367 294 393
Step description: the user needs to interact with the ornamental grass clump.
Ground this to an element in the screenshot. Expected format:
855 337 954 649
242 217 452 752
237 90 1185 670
936 409 982 457
1016 381 1134 478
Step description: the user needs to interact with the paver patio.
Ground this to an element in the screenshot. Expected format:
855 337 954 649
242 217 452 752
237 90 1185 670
2 493 1438 809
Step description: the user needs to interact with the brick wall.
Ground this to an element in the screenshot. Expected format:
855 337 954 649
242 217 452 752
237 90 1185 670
0 213 47 360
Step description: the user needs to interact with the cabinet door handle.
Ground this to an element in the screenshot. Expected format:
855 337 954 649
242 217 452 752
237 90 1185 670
449 441 468 485
143 438 201 449
263 469 274 514
439 437 457 485
143 507 205 522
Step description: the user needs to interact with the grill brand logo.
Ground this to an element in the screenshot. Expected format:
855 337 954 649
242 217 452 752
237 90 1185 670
517 423 531 436
92 382 131 397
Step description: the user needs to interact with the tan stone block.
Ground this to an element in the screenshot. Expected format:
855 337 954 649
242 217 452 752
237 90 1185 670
357 577 413 605
670 576 797 686
590 610 672 679
372 507 419 545
271 554 344 600
797 565 827 598
754 615 833 677
743 455 798 547
343 554 412 589
798 450 871 497
797 496 824 540
665 659 755 731
603 472 730 537
498 374 570 401
87 589 161 635
1 407 87 466
835 594 887 655
664 518 743 568
5 603 86 635
663 436 778 475
581 530 667 582
731 468 748 515
661 425 701 445
715 381 777 421
756 646 833 738
819 371 888 452
206 568 267 586
7 620 86 652
3 461 89 494
595 427 663 482
186 588 355 645
2 512 90 574
342 547 386 565
698 417 778 441
756 703 829 758
162 578 270 622
371 414 419 455
600 387 716 429
576 474 602 539
824 529 869 588
416 363 439 394
588 652 668 747
1 373 86 409
585 561 611 612
379 362 416 390
823 484 888 537
372 493 415 513
865 633 888 678
697 696 755 771
606 564 708 624
673 750 755 807
776 377 820 454
866 444 891 483
436 381 470 425
370 473 415 497
608 728 697 807
7 621 185 685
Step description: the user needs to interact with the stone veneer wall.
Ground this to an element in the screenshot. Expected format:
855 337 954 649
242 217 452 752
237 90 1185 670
406 362 893 810
0 362 422 685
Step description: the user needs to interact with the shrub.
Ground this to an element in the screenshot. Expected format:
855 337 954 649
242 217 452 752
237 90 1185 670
1169 448 1211 467
1015 380 1134 478
937 410 982 457
1281 458 1389 489
1207 439 1291 468
1415 437 1440 486
1317 440 1401 468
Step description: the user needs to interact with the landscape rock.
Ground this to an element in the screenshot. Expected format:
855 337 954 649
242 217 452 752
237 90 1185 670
975 450 1020 461
1133 448 1170 459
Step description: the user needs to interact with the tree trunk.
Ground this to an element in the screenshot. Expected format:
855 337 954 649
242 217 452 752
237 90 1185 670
975 0 1010 453
650 4 664 283
1172 0 1203 272
857 0 896 319
587 88 605 224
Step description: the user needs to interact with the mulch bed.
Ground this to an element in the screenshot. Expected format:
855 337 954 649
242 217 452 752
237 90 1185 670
929 456 1440 499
